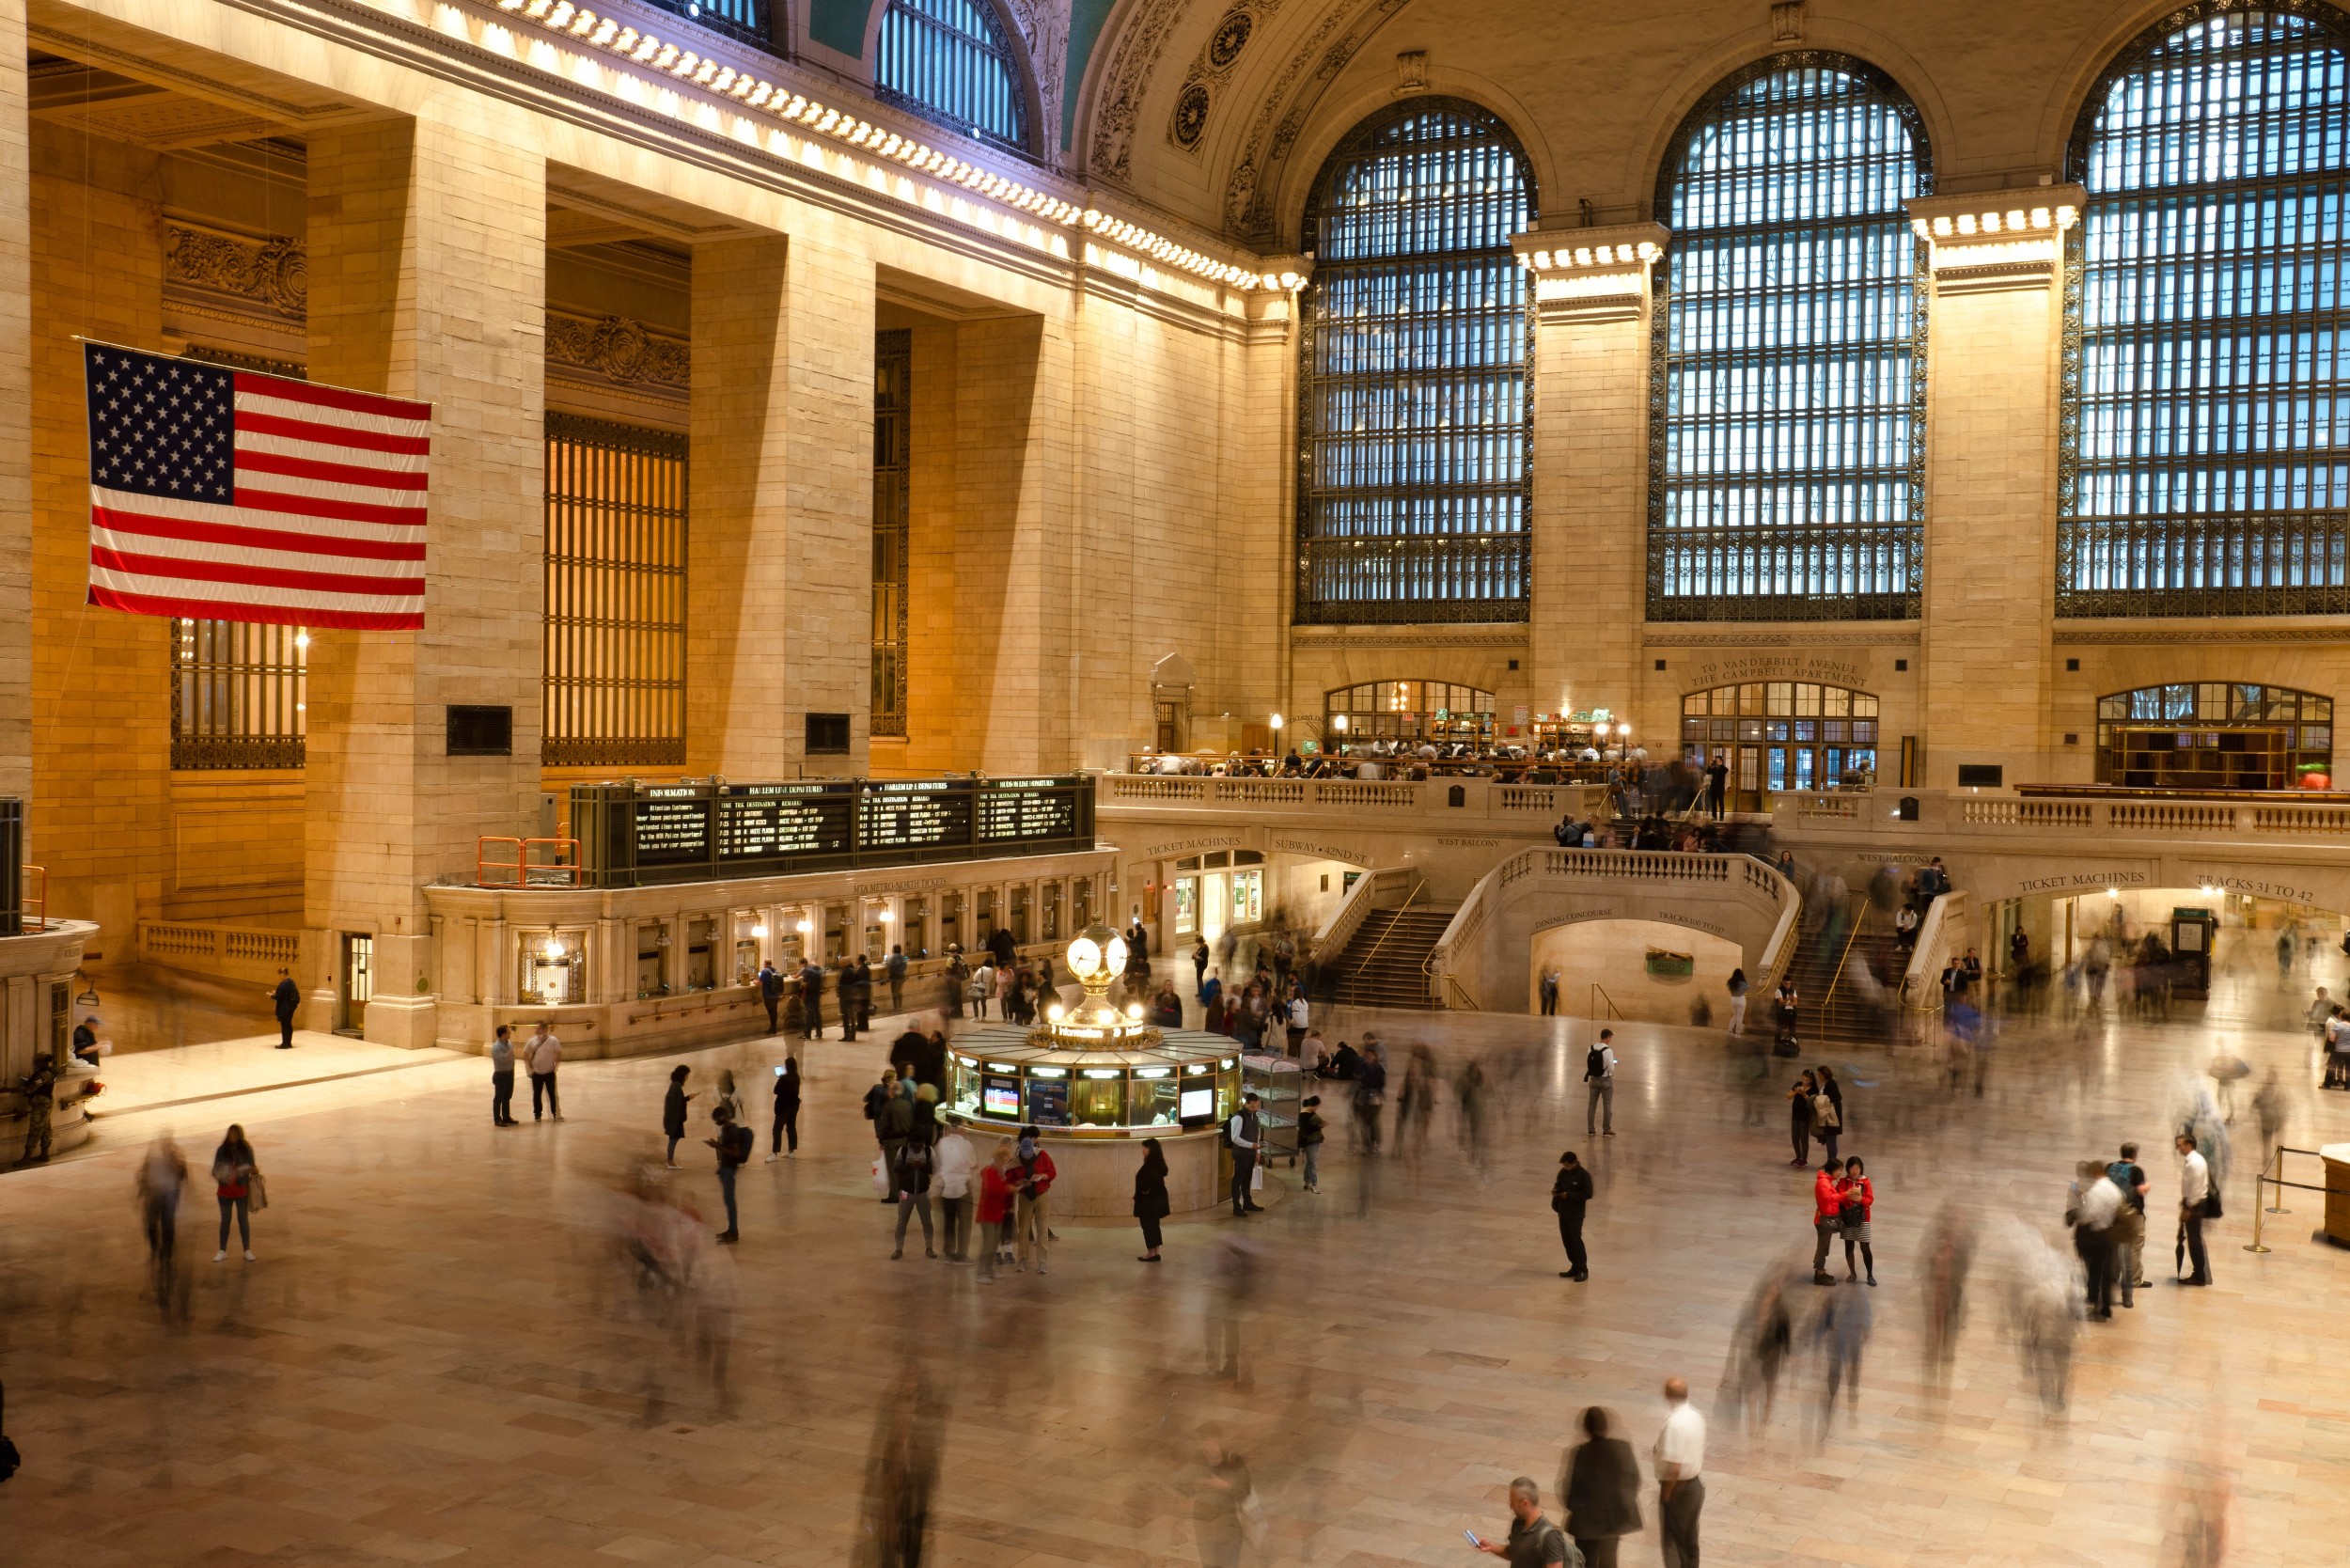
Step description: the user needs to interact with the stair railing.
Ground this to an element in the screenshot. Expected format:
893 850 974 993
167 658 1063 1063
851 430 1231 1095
1817 895 1872 1036
1346 880 1426 1000
1590 981 1624 1020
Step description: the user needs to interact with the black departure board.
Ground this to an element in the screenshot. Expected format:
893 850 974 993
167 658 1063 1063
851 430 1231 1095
571 775 1093 887
718 783 854 861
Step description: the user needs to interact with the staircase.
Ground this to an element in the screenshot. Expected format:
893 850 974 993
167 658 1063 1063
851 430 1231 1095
1324 904 1456 1010
1777 897 1904 1049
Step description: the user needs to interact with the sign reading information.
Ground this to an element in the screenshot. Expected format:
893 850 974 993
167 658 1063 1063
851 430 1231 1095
571 776 1094 887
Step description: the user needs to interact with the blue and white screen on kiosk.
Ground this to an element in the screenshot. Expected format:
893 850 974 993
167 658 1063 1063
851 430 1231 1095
1179 1086 1214 1121
981 1075 1021 1117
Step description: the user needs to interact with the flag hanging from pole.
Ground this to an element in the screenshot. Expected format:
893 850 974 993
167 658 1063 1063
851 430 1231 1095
83 342 431 630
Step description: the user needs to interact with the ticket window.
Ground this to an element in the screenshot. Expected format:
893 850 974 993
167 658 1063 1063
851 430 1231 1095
686 916 715 990
1072 876 1094 931
733 912 761 986
1230 869 1262 927
778 914 807 967
903 894 931 959
1009 885 1031 946
976 888 998 946
939 891 964 954
822 904 848 964
1041 881 1063 943
636 923 666 998
864 902 889 959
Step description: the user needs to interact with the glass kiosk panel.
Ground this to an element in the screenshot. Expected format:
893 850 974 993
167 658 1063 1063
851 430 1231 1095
1071 1069 1124 1127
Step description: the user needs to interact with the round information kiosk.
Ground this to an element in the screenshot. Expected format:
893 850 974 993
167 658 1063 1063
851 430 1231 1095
942 925 1242 1216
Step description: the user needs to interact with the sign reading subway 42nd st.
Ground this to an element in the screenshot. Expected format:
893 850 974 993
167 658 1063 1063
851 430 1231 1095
570 776 1095 887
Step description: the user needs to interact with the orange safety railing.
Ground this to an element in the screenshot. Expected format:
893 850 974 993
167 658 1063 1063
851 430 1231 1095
21 863 47 931
477 837 581 889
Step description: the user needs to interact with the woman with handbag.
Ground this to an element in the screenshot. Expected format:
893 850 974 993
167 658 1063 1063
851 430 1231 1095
1812 1070 1843 1166
211 1123 259 1262
1839 1156 1876 1285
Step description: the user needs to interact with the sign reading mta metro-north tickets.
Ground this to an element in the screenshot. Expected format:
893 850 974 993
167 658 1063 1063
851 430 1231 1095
570 776 1094 888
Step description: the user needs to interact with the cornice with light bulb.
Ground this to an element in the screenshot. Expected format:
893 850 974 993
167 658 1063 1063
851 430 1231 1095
1906 186 2084 293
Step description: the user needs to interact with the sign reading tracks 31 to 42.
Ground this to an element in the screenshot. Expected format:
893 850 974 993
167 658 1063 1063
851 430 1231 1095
570 776 1096 888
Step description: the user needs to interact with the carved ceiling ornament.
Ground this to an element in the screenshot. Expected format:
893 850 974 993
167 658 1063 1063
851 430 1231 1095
164 221 308 321
545 310 691 394
1000 0 1068 162
1224 0 1416 245
1091 0 1207 180
1165 0 1288 157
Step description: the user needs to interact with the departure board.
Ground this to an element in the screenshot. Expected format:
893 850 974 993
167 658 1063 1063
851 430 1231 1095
979 777 1079 841
570 775 1093 887
718 783 853 861
859 781 970 853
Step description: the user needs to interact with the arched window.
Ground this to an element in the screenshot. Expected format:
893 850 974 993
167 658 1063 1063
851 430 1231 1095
1324 680 1498 745
875 0 1028 150
1651 57 1930 621
1297 99 1534 624
2097 682 2333 788
2061 5 2350 616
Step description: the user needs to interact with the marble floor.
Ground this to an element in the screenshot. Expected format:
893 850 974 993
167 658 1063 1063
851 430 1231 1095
2 970 2347 1567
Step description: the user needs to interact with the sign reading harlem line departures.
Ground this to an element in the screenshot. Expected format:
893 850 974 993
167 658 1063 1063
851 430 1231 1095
571 776 1096 888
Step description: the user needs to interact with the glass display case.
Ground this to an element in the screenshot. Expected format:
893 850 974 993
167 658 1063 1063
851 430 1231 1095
1242 1052 1302 1165
947 1025 1240 1135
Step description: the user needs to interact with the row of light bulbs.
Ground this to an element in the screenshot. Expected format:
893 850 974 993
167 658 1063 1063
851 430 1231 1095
1910 205 2079 240
494 0 1277 291
1521 241 1661 272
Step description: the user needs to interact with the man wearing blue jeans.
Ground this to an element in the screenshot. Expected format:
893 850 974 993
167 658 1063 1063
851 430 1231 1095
709 1105 750 1243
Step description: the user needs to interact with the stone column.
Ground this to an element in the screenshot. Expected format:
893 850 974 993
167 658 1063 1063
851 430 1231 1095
303 117 548 1046
1517 227 1668 730
1909 190 2082 790
0 26 28 807
687 237 874 779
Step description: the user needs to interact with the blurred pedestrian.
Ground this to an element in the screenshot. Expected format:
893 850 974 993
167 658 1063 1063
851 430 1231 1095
935 1120 975 1262
1552 1150 1593 1281
2107 1141 2151 1304
136 1135 188 1307
1297 1094 1325 1194
1012 1125 1058 1274
15 1058 55 1166
1469 1476 1570 1566
211 1123 259 1262
768 1057 801 1160
801 957 826 1039
757 959 784 1034
1726 968 1747 1035
707 1105 751 1244
488 1023 518 1126
885 944 907 1014
713 1068 744 1128
1187 1428 1257 1568
1653 1377 1705 1568
662 1064 695 1168
2070 1158 2122 1318
854 1366 938 1567
525 1021 563 1121
1560 1405 1641 1568
1811 1069 1842 1167
1788 1069 1817 1167
1585 1029 1618 1137
976 1140 1015 1283
891 1136 935 1260
1134 1137 1170 1262
1355 1042 1387 1153
877 1078 913 1202
1839 1156 1876 1285
1810 1161 1842 1286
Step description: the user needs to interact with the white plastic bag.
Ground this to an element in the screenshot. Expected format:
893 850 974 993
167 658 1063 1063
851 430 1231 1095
1250 1162 1264 1192
871 1156 891 1196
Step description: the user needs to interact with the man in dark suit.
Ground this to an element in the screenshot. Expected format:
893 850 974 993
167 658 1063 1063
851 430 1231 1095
270 968 300 1048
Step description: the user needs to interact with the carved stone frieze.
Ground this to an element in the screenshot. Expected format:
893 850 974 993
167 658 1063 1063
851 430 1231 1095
1091 0 1205 180
545 310 690 394
1224 0 1415 245
1001 0 1068 161
164 222 307 321
1165 0 1287 157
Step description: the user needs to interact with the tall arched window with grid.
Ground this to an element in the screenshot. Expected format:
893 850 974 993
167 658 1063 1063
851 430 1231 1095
1295 99 1535 625
1650 56 1930 621
2060 3 2350 616
875 0 1029 151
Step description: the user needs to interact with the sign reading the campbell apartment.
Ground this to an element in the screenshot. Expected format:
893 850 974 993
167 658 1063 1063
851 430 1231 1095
571 776 1095 888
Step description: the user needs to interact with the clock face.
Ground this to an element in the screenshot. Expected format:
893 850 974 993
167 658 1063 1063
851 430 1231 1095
1104 935 1129 974
1068 936 1103 978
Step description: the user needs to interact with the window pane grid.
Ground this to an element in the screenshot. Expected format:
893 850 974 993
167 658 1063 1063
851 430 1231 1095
871 329 911 739
1296 99 1534 624
170 619 306 770
543 415 688 768
1649 56 1930 621
637 0 774 49
2061 4 2350 614
877 0 1027 150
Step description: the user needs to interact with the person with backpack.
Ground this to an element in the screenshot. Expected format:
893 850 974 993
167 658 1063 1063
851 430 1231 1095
799 958 826 1039
706 1104 752 1244
1552 1150 1594 1281
891 1137 937 1260
885 944 908 1015
756 961 785 1034
1726 968 1749 1035
1585 1030 1618 1137
1469 1476 1572 1568
662 1064 695 1168
1812 1066 1843 1166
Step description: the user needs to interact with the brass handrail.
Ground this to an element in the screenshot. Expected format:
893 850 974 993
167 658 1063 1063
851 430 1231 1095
1344 880 1425 1001
1444 973 1481 1011
1818 895 1871 1033
1590 981 1623 1020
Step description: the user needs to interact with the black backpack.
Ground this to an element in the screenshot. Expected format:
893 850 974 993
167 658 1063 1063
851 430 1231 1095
0 1379 18 1484
1585 1045 1607 1080
720 1123 754 1166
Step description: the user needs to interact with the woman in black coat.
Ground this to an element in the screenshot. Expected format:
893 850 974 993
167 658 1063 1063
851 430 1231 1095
662 1065 693 1168
1133 1138 1171 1262
1559 1404 1643 1568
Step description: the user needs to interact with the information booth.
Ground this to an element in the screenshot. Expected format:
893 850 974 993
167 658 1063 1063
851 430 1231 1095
941 925 1245 1216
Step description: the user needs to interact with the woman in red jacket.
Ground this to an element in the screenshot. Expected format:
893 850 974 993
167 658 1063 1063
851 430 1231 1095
976 1141 1015 1283
1810 1163 1843 1285
1839 1156 1876 1285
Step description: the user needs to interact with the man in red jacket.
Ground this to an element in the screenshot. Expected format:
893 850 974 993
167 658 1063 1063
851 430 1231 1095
1011 1126 1058 1275
1810 1165 1843 1285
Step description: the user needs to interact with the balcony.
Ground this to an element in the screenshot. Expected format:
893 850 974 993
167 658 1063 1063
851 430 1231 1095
1097 772 1607 828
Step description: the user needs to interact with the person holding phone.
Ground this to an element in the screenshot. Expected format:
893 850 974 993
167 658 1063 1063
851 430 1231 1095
1467 1477 1571 1566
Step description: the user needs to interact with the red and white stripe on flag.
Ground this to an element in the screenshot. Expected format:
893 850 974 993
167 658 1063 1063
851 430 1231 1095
83 342 432 630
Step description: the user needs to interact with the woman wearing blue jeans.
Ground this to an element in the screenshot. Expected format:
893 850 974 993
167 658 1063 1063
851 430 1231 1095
212 1124 258 1262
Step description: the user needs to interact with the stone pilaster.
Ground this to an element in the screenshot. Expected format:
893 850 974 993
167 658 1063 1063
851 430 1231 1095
303 117 547 1044
1519 226 1667 729
1910 188 2082 790
0 20 28 808
688 237 873 778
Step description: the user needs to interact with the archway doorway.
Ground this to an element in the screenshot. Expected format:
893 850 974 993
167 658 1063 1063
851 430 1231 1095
1680 681 1880 811
1528 919 1743 1026
1324 680 1496 752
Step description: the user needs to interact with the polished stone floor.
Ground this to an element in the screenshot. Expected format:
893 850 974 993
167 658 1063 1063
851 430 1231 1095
3 965 2348 1566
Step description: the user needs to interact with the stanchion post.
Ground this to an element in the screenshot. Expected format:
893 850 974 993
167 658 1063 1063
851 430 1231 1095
2264 1142 2290 1215
2245 1155 2273 1255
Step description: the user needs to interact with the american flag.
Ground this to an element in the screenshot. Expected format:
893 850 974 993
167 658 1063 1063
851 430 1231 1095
83 343 432 630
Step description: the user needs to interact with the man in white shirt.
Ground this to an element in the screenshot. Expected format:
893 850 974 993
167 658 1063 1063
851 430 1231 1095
1585 1029 1619 1137
933 1125 977 1263
1228 1091 1266 1216
2176 1132 2213 1285
1653 1375 1705 1567
2073 1159 2124 1318
525 1022 563 1122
